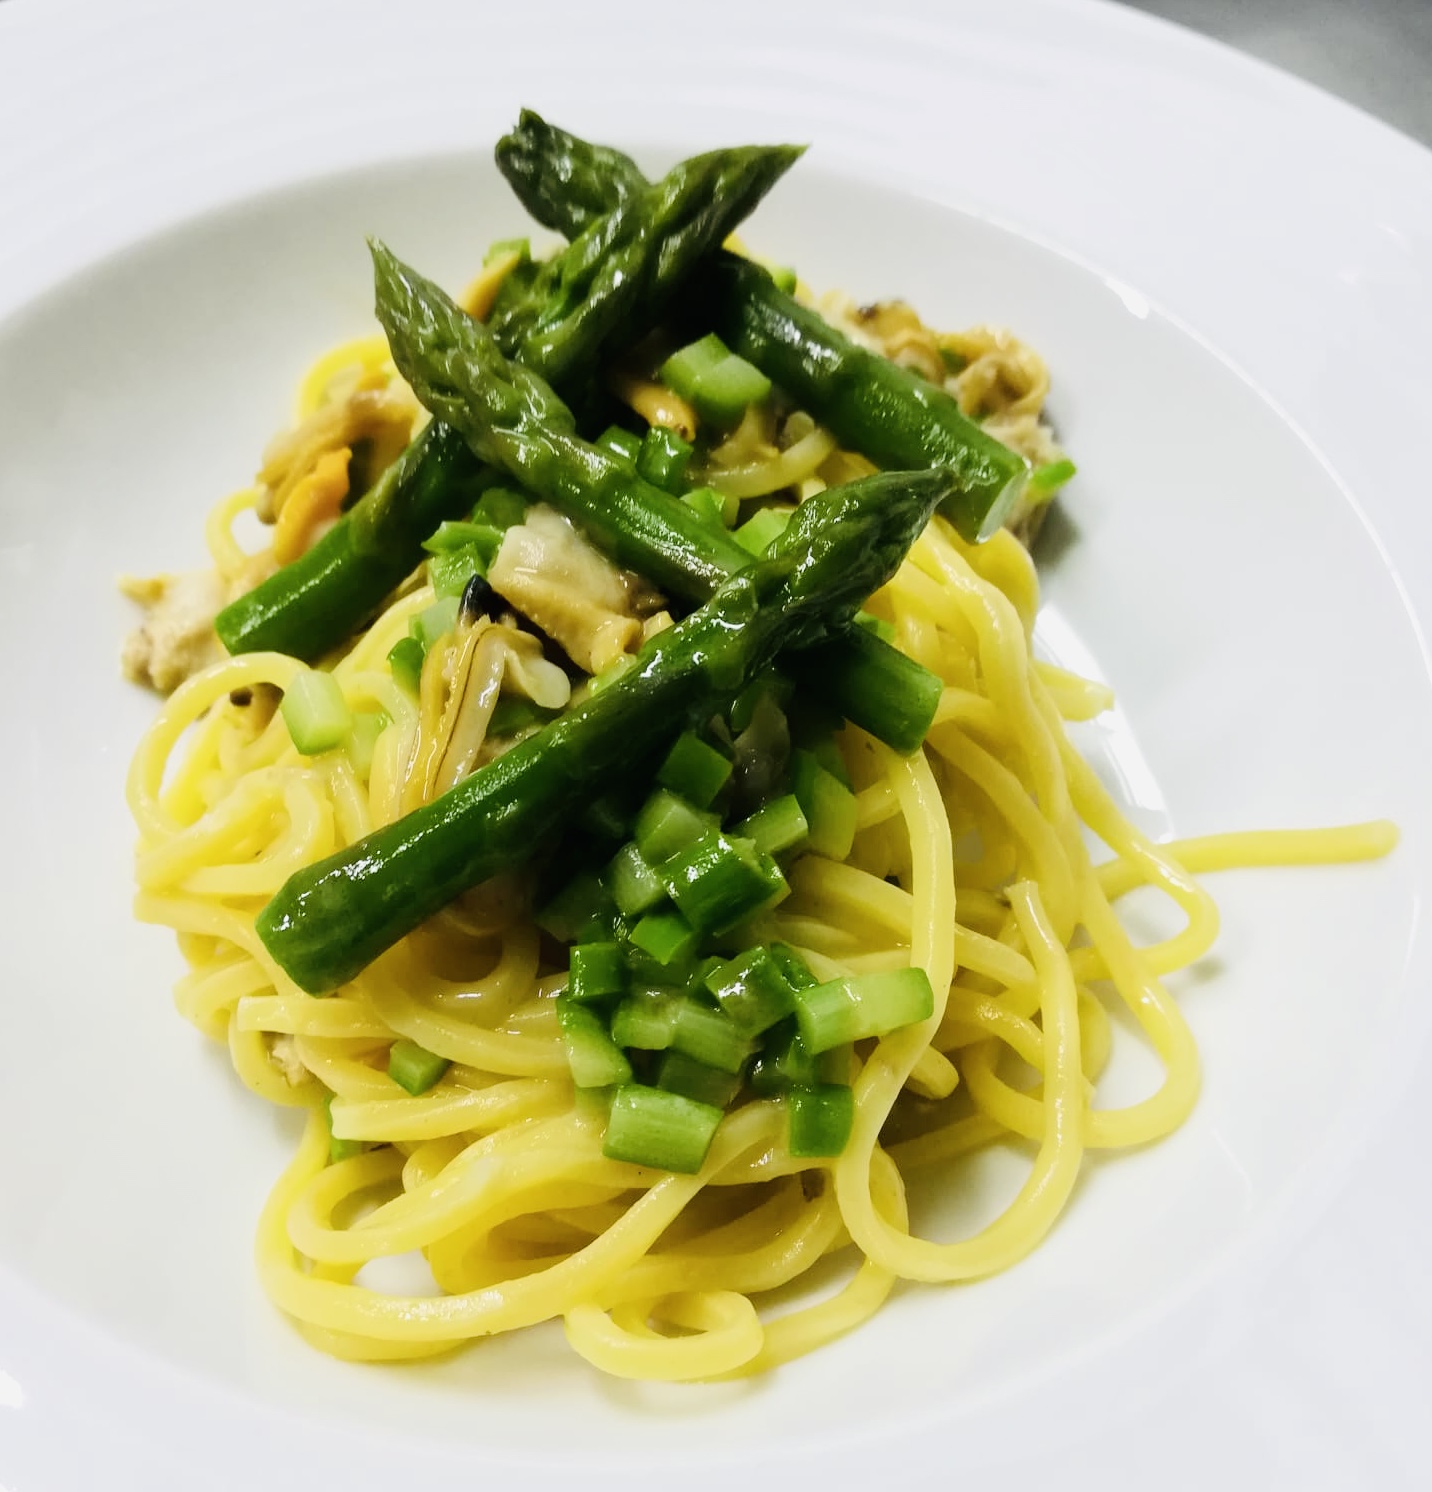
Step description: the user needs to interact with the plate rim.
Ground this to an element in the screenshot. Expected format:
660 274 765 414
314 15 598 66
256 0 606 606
1 1 1430 1486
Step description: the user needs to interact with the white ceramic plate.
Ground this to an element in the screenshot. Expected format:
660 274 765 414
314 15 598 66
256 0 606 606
2 1 1430 1487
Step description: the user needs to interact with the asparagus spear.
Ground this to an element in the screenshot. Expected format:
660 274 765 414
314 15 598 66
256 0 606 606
495 111 1028 541
257 464 957 994
697 256 1026 535
373 242 940 752
494 115 645 239
488 143 803 389
214 423 485 657
373 241 751 598
495 110 647 237
215 139 801 657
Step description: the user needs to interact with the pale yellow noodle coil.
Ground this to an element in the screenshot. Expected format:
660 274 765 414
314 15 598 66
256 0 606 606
255 1104 784 1348
176 957 271 1040
362 941 564 1078
288 1036 397 1101
129 654 302 840
295 335 393 420
916 525 1078 882
565 1291 764 1380
205 486 265 582
230 1021 318 1108
329 1077 569 1143
720 1149 908 1376
236 994 391 1041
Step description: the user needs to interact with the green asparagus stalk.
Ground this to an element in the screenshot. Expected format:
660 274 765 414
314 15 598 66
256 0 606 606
215 138 801 658
494 115 645 239
213 424 485 657
488 143 803 389
372 240 751 598
495 110 645 235
697 255 1026 537
495 111 1028 540
372 242 940 752
257 464 958 994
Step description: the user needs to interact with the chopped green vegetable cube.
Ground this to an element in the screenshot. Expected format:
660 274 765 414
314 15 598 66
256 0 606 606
787 1083 854 1157
732 795 809 858
345 709 390 780
793 967 935 1054
596 424 642 464
421 519 504 558
659 333 772 426
634 788 718 864
808 736 852 789
629 909 700 968
670 996 754 1074
386 635 425 696
610 987 679 1050
790 748 858 859
710 352 767 410
281 668 351 755
704 946 797 1034
621 942 696 991
659 334 726 390
557 996 632 1088
734 504 795 557
769 943 818 990
568 941 627 1004
428 544 487 599
324 1093 366 1163
748 1020 820 1094
423 520 502 599
657 1050 742 1109
681 485 735 529
603 1083 723 1173
388 1039 450 1095
659 829 787 935
409 595 460 651
656 731 733 809
606 842 668 918
472 485 528 530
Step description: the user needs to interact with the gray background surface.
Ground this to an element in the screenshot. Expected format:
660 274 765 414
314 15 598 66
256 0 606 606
1127 0 1432 145
0 1 1425 145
